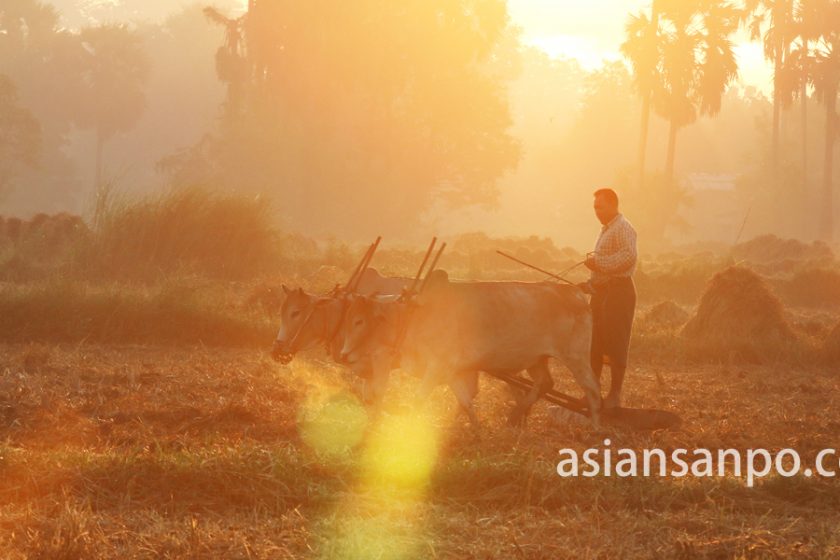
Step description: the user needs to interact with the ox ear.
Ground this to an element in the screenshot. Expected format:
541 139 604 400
282 284 292 296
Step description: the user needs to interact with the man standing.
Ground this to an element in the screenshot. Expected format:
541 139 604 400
579 188 637 410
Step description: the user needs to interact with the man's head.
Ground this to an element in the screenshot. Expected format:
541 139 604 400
593 188 620 225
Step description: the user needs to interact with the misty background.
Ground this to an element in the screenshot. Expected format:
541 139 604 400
0 0 834 252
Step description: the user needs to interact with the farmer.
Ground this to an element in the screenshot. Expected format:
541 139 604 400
578 188 637 410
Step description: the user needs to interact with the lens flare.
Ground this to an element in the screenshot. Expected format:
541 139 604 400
361 410 439 493
298 391 369 458
317 509 426 560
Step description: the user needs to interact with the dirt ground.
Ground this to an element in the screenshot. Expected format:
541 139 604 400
1 341 838 559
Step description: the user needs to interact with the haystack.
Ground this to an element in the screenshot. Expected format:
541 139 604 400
682 266 796 362
823 321 840 364
644 301 690 329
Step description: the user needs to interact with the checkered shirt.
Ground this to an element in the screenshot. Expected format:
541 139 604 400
590 213 637 286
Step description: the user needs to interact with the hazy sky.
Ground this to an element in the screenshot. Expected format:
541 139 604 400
507 0 773 94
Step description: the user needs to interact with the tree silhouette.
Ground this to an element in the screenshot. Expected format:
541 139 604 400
203 6 248 123
182 0 519 237
779 1 816 194
800 0 840 240
622 1 662 190
743 0 796 170
650 0 740 187
0 75 40 196
0 0 88 212
74 24 150 192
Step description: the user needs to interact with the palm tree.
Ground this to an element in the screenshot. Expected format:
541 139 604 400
622 1 662 189
743 0 796 170
203 7 249 123
802 0 840 240
779 3 816 194
653 0 740 186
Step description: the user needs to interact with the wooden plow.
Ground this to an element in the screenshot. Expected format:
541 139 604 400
493 250 682 431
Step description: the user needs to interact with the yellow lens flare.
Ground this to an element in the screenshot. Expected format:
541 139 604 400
298 392 369 458
290 358 371 458
361 409 439 495
300 364 453 558
317 507 427 560
317 407 441 559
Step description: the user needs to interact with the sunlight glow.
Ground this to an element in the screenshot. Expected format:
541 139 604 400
526 34 621 71
361 411 439 492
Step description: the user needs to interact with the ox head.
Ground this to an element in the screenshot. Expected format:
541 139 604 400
271 285 331 364
338 295 388 365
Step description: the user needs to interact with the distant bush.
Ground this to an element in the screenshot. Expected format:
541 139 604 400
0 213 89 280
80 186 280 280
732 234 834 263
0 279 273 346
778 268 840 307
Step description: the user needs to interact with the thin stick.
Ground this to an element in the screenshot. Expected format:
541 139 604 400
343 242 375 291
557 259 587 278
733 203 753 247
349 236 381 293
409 237 437 294
495 250 576 286
419 242 447 294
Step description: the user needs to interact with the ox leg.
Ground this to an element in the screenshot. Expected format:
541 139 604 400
449 372 481 434
564 356 602 429
414 359 447 408
507 359 552 427
364 351 393 409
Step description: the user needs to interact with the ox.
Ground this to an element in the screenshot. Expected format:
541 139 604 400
338 275 602 429
270 268 413 399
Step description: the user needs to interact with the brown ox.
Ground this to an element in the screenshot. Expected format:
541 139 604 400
338 276 602 428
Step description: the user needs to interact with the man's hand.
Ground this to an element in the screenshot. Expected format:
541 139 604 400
584 254 599 272
576 281 593 294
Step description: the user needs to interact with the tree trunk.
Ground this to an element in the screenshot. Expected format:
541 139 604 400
821 87 836 241
94 126 104 192
802 82 808 192
637 5 659 191
772 53 782 177
665 118 679 189
638 93 651 189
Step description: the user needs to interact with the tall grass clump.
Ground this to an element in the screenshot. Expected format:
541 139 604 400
84 186 280 280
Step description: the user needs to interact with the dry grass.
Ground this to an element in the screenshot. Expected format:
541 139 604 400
2 233 840 557
0 341 839 558
83 186 280 281
823 321 840 364
0 280 274 347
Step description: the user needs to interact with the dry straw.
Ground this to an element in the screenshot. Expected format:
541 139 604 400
682 266 797 363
